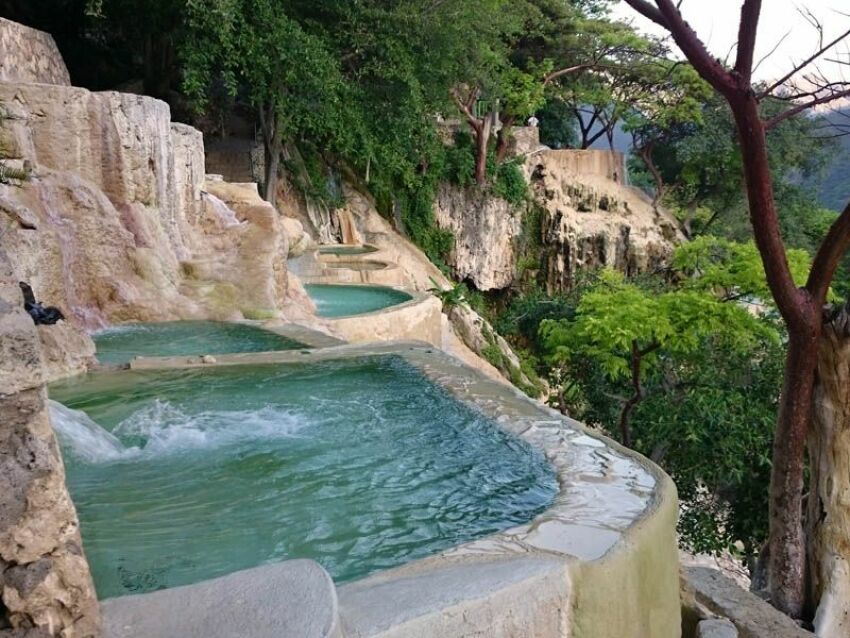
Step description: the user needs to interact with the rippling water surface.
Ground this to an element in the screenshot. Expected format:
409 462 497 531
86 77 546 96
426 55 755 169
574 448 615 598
49 356 557 599
92 321 305 365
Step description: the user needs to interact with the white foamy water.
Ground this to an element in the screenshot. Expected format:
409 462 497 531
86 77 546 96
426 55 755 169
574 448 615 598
49 400 313 464
49 401 135 462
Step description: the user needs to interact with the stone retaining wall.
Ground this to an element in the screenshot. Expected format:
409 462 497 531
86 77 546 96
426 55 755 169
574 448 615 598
325 291 443 347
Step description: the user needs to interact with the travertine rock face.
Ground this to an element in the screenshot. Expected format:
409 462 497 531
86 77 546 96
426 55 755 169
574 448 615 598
530 151 681 293
0 18 70 86
434 185 521 290
0 250 100 638
432 149 681 292
292 187 539 391
0 81 301 329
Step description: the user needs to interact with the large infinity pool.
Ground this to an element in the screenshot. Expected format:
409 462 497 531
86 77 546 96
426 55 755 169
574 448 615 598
305 284 412 318
49 356 557 599
93 321 305 365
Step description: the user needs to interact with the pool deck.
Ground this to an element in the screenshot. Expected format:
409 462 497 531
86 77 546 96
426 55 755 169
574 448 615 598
110 341 680 637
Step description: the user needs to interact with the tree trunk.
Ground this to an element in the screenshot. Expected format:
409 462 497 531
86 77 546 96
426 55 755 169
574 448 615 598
258 104 282 203
264 137 281 203
618 340 655 449
473 115 492 186
726 95 821 619
767 329 820 618
495 115 515 164
638 142 664 208
807 304 850 636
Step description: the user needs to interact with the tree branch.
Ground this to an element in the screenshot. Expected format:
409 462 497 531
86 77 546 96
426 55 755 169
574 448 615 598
622 0 669 28
543 64 594 86
735 0 762 83
758 26 850 100
764 87 850 130
806 200 850 304
450 86 482 131
633 0 737 94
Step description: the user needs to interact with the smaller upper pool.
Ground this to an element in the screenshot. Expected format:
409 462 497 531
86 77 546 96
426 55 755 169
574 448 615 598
306 284 412 318
317 245 378 256
93 321 306 366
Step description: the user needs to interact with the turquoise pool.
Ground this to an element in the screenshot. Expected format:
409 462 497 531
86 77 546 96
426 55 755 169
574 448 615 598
49 356 557 599
93 321 305 365
305 284 412 318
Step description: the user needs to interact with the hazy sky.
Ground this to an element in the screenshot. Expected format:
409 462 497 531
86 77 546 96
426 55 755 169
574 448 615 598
612 1 850 84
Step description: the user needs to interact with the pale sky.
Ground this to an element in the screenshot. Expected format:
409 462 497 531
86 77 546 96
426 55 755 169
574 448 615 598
612 0 850 85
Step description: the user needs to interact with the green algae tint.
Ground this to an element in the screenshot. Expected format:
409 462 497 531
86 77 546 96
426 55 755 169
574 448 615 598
92 321 306 366
305 284 412 317
49 356 557 599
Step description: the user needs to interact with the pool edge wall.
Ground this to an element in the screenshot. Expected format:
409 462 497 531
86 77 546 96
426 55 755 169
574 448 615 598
323 291 443 348
98 341 680 638
334 343 681 638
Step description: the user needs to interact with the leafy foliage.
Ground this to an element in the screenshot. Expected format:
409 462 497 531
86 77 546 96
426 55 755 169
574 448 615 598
531 239 808 557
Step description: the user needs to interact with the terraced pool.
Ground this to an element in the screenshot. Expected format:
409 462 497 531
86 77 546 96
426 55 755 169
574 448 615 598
49 356 557 600
305 284 412 318
92 321 306 365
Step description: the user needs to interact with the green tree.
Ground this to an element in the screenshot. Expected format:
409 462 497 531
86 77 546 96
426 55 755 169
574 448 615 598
538 239 810 560
183 0 346 201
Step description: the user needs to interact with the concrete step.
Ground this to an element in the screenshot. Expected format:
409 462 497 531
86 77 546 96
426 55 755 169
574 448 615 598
103 559 341 638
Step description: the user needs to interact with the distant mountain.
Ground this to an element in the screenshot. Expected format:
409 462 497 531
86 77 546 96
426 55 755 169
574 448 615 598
814 108 850 212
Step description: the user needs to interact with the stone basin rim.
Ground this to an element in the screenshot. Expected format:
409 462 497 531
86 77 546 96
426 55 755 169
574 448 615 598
67 340 678 637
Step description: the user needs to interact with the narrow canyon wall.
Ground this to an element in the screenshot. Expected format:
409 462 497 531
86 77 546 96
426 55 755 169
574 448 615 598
0 81 300 329
0 249 100 638
0 18 70 86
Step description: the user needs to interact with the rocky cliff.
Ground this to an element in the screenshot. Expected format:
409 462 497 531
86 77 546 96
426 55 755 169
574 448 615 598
0 248 100 638
0 18 70 86
434 147 682 293
0 82 304 334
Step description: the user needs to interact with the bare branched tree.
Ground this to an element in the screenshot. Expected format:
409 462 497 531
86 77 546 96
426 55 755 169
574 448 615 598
623 1 850 630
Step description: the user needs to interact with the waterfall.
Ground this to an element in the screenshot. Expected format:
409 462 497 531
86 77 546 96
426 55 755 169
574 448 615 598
49 400 132 463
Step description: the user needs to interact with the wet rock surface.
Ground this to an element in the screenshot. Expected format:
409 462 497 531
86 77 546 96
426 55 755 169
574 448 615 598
0 251 100 638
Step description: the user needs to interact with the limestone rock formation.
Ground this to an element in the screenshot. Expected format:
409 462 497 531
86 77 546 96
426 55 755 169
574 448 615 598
0 81 306 329
0 250 100 638
434 185 521 290
432 149 682 292
530 150 681 293
0 18 70 86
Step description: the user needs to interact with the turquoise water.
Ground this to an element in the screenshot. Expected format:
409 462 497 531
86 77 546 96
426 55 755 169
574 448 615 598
49 356 557 599
305 284 412 318
93 321 305 365
317 245 377 255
